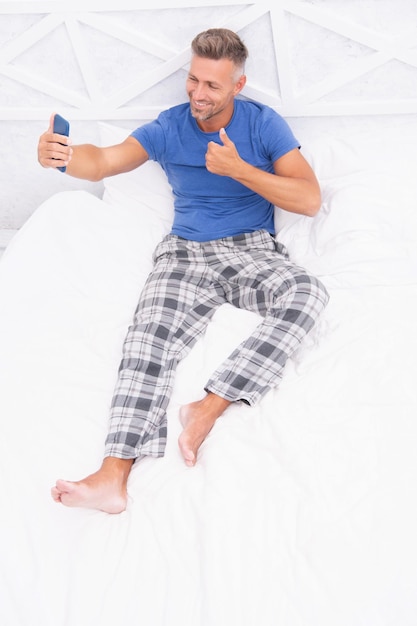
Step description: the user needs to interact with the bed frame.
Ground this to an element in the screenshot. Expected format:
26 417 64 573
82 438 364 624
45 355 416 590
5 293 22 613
1 0 417 121
2 0 417 238
2 0 416 242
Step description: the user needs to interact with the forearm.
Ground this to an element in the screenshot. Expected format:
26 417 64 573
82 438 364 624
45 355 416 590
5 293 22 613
233 160 321 217
206 132 321 217
38 121 148 181
38 133 107 181
65 139 148 181
65 144 107 181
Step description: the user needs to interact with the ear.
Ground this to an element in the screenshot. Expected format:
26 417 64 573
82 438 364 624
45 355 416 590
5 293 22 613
233 74 247 96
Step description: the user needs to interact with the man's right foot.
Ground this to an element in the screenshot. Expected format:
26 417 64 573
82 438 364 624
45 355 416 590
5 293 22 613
51 457 134 514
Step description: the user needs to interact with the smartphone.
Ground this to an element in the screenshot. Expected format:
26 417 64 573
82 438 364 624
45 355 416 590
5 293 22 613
53 113 70 172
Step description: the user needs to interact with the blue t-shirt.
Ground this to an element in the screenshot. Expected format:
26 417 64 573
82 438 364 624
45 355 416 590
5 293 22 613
131 99 299 241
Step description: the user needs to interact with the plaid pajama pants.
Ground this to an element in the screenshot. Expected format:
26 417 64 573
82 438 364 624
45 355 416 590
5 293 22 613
105 229 329 460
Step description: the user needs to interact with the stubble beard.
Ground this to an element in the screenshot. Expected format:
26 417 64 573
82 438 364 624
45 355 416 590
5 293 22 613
189 97 216 122
190 107 214 122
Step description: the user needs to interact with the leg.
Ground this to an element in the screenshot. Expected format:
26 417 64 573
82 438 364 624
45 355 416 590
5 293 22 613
51 237 224 510
205 231 329 404
181 232 328 466
106 242 224 461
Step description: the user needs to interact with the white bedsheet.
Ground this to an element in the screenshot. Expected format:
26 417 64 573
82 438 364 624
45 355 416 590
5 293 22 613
1 120 417 626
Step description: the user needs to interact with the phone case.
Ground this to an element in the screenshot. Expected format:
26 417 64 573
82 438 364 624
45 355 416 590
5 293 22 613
53 114 70 172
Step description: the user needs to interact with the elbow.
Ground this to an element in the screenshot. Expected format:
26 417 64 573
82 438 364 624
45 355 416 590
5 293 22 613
305 187 322 217
87 163 106 182
89 173 104 183
86 166 106 182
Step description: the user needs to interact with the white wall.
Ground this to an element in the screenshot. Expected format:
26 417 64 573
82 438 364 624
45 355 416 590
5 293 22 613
1 0 417 229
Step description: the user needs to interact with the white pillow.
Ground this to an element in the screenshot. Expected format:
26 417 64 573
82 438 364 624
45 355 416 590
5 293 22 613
98 122 174 233
276 124 417 287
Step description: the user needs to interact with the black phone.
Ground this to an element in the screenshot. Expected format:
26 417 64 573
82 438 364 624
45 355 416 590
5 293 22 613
53 113 70 172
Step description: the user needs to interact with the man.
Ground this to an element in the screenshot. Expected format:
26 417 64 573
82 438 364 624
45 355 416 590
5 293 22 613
38 28 329 514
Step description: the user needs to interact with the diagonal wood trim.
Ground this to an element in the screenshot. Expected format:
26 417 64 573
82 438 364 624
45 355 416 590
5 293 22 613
0 1 416 118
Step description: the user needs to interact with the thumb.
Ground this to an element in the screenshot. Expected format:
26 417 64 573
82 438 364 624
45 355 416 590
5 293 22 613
219 127 233 145
48 112 56 133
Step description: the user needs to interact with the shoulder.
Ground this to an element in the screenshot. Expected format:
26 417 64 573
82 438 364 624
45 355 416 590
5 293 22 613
132 103 189 133
130 103 192 160
235 98 289 128
156 103 190 126
233 98 299 160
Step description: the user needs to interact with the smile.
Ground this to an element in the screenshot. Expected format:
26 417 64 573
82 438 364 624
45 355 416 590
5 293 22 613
193 100 211 108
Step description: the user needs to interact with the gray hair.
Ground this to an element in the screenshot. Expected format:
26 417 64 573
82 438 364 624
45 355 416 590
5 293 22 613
191 28 248 75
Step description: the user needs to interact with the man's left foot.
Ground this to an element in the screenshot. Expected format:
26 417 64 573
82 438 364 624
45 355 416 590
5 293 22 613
178 394 231 466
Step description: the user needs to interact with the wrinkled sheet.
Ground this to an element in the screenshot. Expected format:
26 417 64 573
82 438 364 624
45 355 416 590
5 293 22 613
1 142 417 626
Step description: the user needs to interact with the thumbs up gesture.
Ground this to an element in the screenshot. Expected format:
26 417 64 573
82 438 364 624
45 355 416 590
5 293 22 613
205 127 241 177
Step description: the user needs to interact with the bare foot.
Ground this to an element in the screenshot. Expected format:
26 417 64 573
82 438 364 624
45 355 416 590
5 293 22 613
51 457 134 514
178 393 231 467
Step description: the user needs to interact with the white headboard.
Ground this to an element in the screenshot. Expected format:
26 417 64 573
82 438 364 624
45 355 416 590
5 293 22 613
1 0 417 229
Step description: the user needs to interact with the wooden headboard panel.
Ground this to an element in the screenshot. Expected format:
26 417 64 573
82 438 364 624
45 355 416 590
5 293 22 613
1 0 417 230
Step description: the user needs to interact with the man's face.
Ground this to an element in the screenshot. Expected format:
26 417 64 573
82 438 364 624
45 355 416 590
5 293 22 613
186 55 245 127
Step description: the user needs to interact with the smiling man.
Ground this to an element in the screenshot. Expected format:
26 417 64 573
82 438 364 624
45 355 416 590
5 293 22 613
38 28 329 514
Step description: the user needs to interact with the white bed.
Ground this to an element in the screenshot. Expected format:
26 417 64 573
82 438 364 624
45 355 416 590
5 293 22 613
1 114 417 625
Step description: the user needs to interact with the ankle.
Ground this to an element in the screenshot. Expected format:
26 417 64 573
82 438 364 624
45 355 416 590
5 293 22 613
101 456 134 480
200 392 231 417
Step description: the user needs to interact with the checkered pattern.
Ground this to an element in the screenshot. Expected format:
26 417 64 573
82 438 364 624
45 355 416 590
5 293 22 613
105 230 329 460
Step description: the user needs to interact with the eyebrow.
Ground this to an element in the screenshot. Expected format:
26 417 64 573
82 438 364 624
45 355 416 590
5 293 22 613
188 72 222 88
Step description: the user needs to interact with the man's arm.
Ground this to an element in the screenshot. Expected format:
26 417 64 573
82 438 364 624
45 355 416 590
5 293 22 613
205 127 321 217
38 114 149 182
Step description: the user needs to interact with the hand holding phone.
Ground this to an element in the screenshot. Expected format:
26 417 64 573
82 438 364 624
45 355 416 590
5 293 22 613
52 113 70 172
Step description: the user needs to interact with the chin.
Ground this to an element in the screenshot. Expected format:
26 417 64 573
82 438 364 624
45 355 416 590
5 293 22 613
191 112 210 122
190 104 213 122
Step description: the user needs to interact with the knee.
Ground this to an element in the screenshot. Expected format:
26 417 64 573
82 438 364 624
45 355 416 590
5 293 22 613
293 273 330 315
311 275 329 306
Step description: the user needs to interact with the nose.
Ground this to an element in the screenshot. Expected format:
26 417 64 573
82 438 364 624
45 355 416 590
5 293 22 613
192 82 206 100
